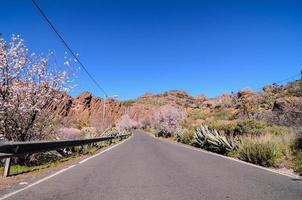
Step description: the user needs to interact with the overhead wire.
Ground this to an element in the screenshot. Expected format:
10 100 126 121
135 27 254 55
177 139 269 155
31 0 108 97
32 0 302 97
253 73 301 92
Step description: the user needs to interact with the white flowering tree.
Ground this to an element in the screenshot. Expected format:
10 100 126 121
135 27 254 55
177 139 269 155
0 34 76 141
116 114 139 131
153 105 185 137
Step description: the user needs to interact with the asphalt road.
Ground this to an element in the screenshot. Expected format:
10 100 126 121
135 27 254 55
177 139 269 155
4 132 302 200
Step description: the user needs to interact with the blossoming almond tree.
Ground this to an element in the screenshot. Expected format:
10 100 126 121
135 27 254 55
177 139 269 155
153 105 185 137
0 34 76 141
116 114 140 131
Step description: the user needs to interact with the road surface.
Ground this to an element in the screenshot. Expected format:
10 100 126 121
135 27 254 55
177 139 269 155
4 132 302 200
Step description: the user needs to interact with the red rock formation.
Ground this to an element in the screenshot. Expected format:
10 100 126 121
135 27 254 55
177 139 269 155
51 92 125 130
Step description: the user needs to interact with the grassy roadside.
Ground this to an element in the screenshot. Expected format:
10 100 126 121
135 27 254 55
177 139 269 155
143 128 302 177
0 138 125 188
0 143 106 176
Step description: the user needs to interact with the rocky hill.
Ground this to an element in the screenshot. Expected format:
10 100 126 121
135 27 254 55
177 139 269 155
48 92 125 130
49 90 206 130
50 80 302 133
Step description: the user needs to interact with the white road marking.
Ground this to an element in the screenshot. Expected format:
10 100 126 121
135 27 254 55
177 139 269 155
18 182 28 186
0 136 132 200
79 138 130 164
158 137 301 180
0 165 75 200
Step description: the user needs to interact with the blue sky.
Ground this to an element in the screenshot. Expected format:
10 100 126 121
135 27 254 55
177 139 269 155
1 0 302 99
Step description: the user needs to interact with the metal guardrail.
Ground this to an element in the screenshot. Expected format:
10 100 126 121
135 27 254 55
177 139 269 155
0 134 131 177
0 153 13 159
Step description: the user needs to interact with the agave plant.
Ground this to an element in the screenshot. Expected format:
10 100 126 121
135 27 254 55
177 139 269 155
174 127 186 142
194 125 235 154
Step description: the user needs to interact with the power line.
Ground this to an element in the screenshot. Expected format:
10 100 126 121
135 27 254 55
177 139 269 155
253 73 301 92
31 0 108 97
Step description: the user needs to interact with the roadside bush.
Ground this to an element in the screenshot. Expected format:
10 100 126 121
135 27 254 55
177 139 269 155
237 135 284 167
189 109 206 120
174 127 196 145
154 131 163 137
210 109 234 120
293 151 302 173
181 128 196 145
234 119 266 136
294 137 302 150
189 108 234 121
286 80 302 97
74 119 88 130
29 151 64 166
264 125 289 136
292 137 302 173
81 127 100 138
122 100 136 107
205 119 237 135
204 119 289 137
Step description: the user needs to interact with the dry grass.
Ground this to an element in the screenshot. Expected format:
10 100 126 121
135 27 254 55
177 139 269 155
237 133 296 167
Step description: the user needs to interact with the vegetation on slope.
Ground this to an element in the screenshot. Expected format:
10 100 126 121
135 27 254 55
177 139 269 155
138 78 302 175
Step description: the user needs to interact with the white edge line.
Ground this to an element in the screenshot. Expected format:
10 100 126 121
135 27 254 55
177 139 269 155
79 137 131 164
158 137 301 180
0 136 132 200
0 165 75 200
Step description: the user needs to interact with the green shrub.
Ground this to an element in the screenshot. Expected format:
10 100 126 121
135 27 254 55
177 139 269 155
154 131 161 137
122 100 136 107
292 137 302 173
205 119 237 135
173 126 195 145
286 80 302 96
210 109 234 120
205 119 289 137
237 136 283 167
189 109 206 120
227 149 240 158
234 119 266 136
264 125 289 135
294 137 302 150
293 151 302 173
180 127 196 145
189 109 234 121
194 125 235 154
74 119 88 130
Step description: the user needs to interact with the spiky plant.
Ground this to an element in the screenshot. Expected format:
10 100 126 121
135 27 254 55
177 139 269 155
194 125 234 154
174 127 186 142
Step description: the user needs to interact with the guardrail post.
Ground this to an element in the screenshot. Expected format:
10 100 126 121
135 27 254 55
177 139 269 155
3 157 11 177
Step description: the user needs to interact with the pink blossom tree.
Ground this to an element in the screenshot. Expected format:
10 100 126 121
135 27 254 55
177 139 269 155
116 114 139 131
153 105 185 137
0 34 76 141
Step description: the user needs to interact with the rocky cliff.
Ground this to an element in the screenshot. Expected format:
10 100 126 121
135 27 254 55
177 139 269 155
49 92 125 130
50 80 302 132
